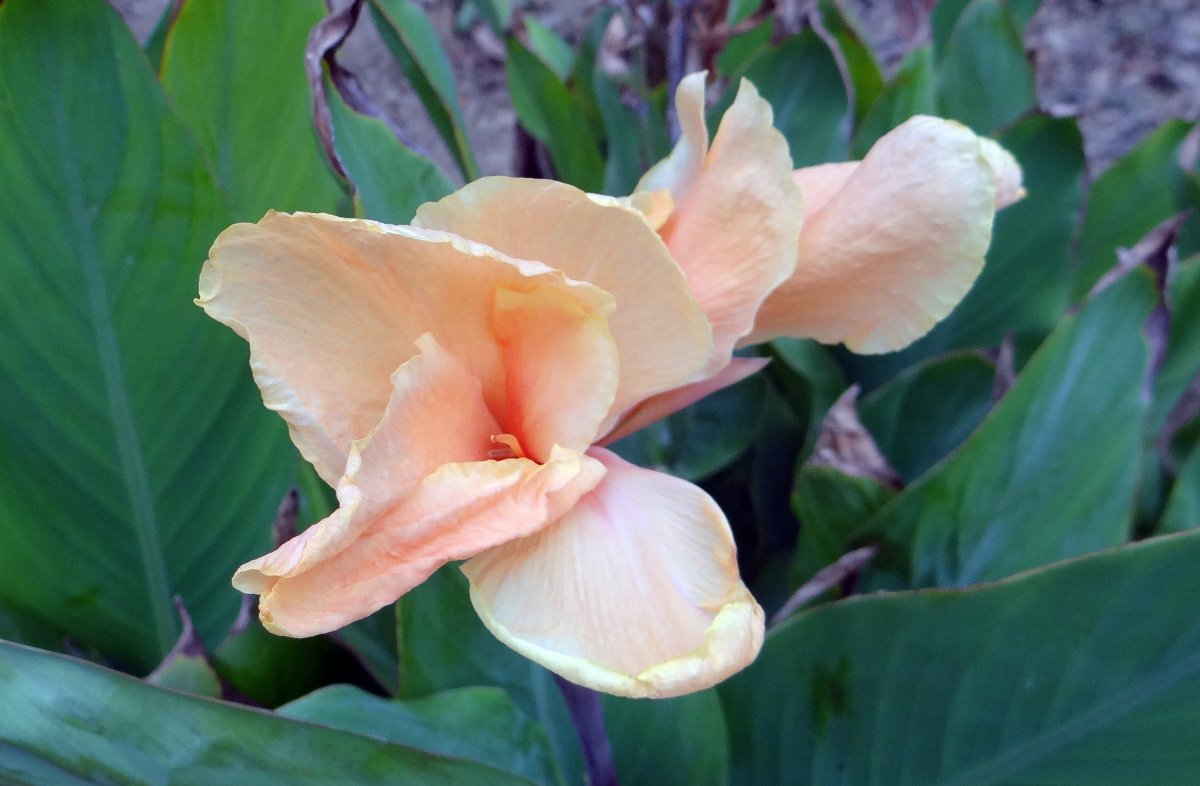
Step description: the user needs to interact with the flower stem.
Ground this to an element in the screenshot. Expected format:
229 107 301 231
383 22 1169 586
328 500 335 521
553 675 619 786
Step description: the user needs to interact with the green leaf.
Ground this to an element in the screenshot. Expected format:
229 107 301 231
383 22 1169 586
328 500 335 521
936 0 1036 134
860 271 1157 587
859 351 997 483
791 465 896 589
1074 120 1195 299
593 72 644 195
465 0 512 36
769 338 848 454
851 45 935 157
1162 436 1200 533
210 614 342 707
325 71 454 224
368 0 479 181
817 0 885 123
713 19 774 79
0 641 537 784
727 31 849 167
506 37 605 191
1153 253 1200 432
524 17 574 81
143 0 176 69
603 690 730 786
160 0 344 220
398 565 586 785
609 373 767 482
0 0 292 670
722 530 1200 785
929 0 973 57
281 685 564 786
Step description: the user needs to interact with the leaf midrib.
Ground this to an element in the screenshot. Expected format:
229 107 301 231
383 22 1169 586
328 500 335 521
52 36 176 656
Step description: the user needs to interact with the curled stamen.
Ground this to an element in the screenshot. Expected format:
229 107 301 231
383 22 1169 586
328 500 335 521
488 433 526 460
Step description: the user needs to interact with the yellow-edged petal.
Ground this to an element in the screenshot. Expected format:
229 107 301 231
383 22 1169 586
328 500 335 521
746 116 1000 353
198 212 611 483
979 137 1026 208
635 74 804 373
463 448 764 699
414 178 713 421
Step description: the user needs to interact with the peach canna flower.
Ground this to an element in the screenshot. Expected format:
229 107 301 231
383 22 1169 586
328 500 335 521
198 71 1020 699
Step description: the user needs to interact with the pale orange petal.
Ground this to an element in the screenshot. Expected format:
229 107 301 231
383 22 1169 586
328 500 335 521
252 448 604 638
463 448 764 699
198 212 611 483
791 162 858 218
492 286 619 462
746 116 1000 353
414 178 712 419
635 75 804 373
979 137 1026 208
600 356 769 445
233 333 502 591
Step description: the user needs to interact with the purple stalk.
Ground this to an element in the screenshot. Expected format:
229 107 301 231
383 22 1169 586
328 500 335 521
554 675 620 786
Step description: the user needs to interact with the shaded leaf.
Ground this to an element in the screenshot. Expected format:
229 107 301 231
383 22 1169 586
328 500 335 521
0 641 536 784
936 0 1036 134
281 685 563 786
722 530 1200 785
602 690 730 786
160 0 344 221
859 271 1157 587
851 45 935 157
524 17 574 81
368 0 479 180
0 0 292 669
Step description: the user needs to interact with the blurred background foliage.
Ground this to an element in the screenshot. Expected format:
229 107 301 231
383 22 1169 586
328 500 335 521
2 0 1200 782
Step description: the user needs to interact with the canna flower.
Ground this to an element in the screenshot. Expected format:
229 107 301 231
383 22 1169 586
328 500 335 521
197 71 1020 699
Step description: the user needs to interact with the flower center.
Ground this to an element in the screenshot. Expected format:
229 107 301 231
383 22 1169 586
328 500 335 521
487 433 527 460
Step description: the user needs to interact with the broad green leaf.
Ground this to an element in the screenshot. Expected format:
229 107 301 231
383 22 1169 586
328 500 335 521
1162 436 1200 533
160 0 344 220
1074 120 1194 298
281 685 564 786
325 71 454 224
1008 0 1044 28
851 45 935 157
506 37 605 191
722 530 1200 785
791 465 895 589
603 690 730 786
143 0 176 68
525 17 574 81
210 614 342 707
841 116 1085 388
936 0 1036 134
369 0 479 181
147 651 223 698
769 338 849 453
398 565 586 786
930 0 973 56
713 19 774 79
0 641 536 784
859 271 1157 587
593 72 644 195
727 31 849 166
0 0 291 669
338 605 401 695
610 373 767 482
859 351 996 483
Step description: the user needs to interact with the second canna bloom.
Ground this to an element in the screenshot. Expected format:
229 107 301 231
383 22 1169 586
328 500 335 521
197 71 1021 699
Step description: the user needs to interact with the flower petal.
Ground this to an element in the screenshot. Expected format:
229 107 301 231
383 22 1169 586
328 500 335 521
250 446 605 638
198 212 610 483
635 74 804 373
979 137 1026 208
414 178 713 419
233 333 502 592
791 162 858 217
463 448 764 698
491 285 619 461
746 116 1000 354
600 357 769 446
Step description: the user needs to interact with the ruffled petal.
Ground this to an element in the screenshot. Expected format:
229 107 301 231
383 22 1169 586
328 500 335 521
462 448 764 699
635 74 804 373
249 447 605 638
746 116 1001 354
491 285 619 462
414 178 712 420
600 357 769 445
198 211 611 483
233 333 501 595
